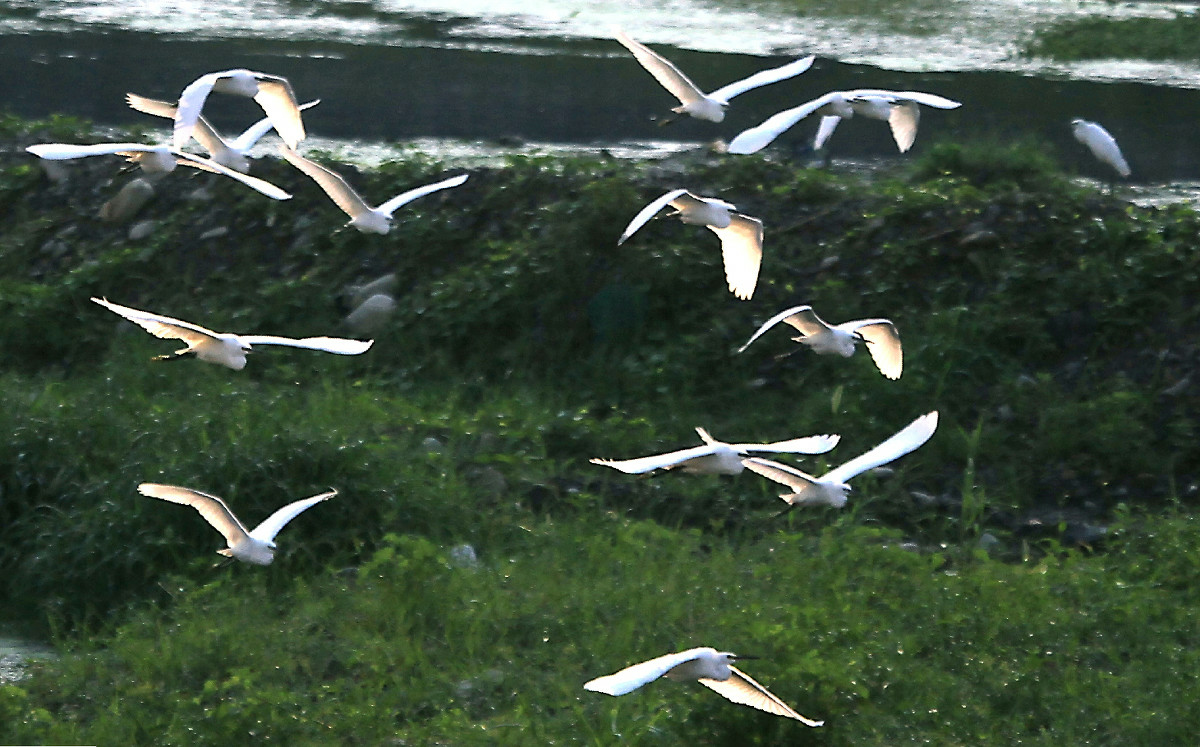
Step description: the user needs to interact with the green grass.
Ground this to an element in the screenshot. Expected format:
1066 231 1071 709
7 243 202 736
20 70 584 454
1026 13 1200 61
1 114 1199 742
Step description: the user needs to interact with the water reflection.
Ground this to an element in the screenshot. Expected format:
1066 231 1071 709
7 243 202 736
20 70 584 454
0 635 54 684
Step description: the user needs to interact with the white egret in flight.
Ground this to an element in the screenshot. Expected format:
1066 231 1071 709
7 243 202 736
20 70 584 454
590 427 838 475
92 297 373 371
728 89 961 154
127 92 319 173
138 483 336 565
619 188 763 300
585 646 823 725
738 305 902 380
1071 119 1130 178
279 146 468 235
615 30 814 124
25 142 291 200
743 411 938 508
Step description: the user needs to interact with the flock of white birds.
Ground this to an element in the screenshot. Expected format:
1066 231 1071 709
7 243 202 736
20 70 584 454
23 28 1134 729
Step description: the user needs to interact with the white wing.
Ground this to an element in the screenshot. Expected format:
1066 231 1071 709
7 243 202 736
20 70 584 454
845 90 962 109
823 411 938 485
248 489 337 543
585 649 708 696
741 457 821 492
173 71 227 149
738 305 817 353
887 102 920 152
170 150 292 200
229 99 320 152
726 92 841 154
813 115 842 150
237 335 374 355
618 188 689 245
707 213 763 300
92 297 222 347
590 443 721 474
839 319 901 379
700 666 823 725
376 173 469 217
707 55 815 103
614 31 705 107
26 142 158 160
138 483 251 547
126 93 233 161
278 145 373 219
250 76 306 150
729 434 840 455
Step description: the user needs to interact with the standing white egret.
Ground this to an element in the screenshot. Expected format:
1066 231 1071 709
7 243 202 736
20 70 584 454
615 30 814 124
278 146 469 235
1071 119 1130 178
91 297 373 371
174 69 307 150
743 411 938 508
584 647 823 725
590 427 839 475
25 142 291 200
127 92 319 173
738 305 902 380
728 89 961 155
138 483 336 565
619 188 763 300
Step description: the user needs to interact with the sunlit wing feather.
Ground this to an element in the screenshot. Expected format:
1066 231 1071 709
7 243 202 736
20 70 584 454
590 443 722 474
842 319 901 379
248 489 337 543
376 173 469 216
706 55 815 102
251 77 305 149
170 151 291 199
91 297 221 347
700 666 823 725
237 335 374 355
618 188 688 244
823 411 938 485
278 146 372 219
137 483 250 547
584 649 706 696
726 93 840 154
614 31 705 106
708 213 763 300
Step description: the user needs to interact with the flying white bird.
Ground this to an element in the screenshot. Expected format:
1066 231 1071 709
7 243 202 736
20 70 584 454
619 188 763 300
615 30 814 124
738 305 902 380
25 142 291 200
127 92 319 173
138 483 336 565
174 69 307 150
1071 119 1130 178
584 647 823 725
91 297 373 371
743 411 938 508
728 89 961 155
279 146 469 235
590 426 838 475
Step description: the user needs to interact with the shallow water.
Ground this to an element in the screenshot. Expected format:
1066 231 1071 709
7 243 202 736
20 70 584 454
0 635 54 684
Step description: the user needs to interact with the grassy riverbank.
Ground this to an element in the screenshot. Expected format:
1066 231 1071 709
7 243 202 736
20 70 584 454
1 115 1198 742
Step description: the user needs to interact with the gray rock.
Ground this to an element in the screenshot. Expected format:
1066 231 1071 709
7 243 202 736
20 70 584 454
344 293 396 337
98 178 155 222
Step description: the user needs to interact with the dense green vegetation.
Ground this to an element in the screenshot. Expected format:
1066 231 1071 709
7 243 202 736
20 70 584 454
1026 12 1200 62
1 115 1199 742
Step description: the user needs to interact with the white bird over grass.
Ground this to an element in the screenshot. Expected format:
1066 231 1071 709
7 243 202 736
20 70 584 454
743 411 938 509
1071 118 1130 178
25 142 291 200
138 483 336 565
127 92 319 173
279 146 469 235
590 426 838 475
174 69 307 150
728 89 961 155
615 30 814 124
738 304 902 380
619 188 763 300
91 297 373 371
584 646 823 725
